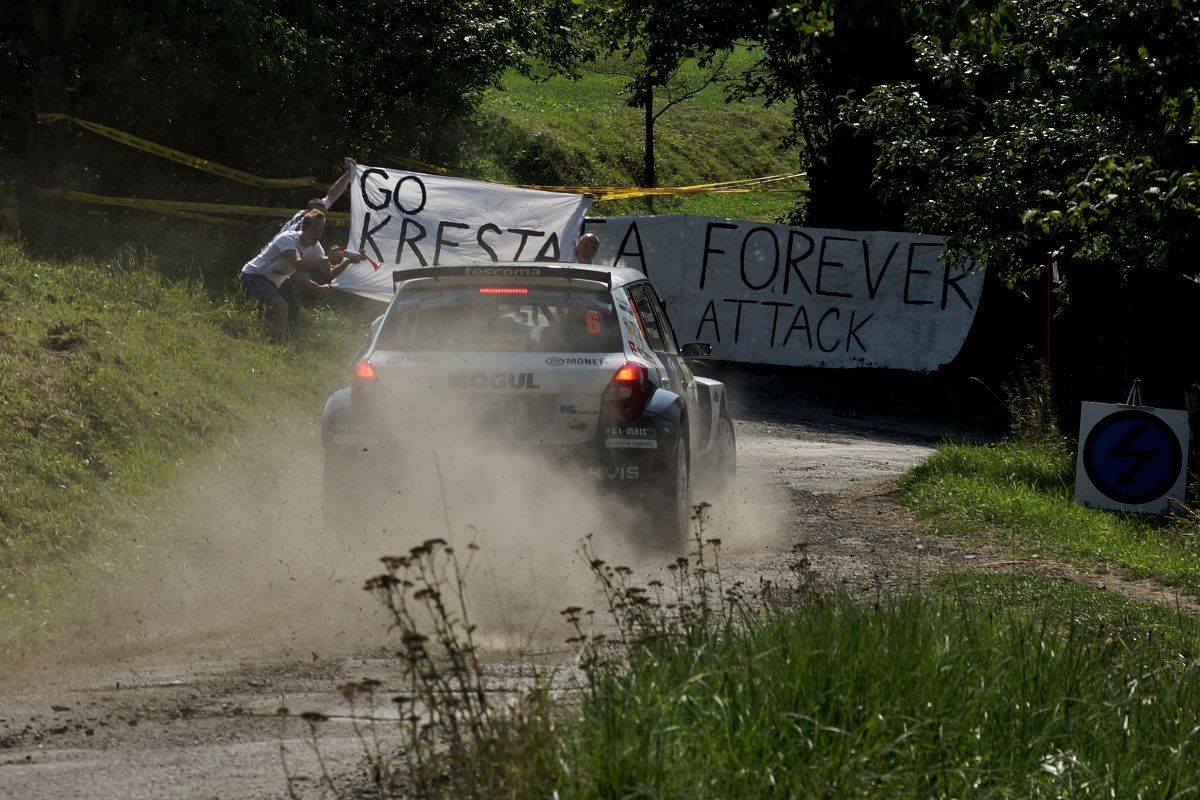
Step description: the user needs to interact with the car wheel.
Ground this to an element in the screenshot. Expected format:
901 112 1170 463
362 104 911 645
713 415 737 496
659 433 691 549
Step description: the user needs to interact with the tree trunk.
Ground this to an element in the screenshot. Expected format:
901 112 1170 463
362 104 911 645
643 83 656 188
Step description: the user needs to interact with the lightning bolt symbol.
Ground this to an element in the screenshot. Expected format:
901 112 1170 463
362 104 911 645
1108 424 1154 486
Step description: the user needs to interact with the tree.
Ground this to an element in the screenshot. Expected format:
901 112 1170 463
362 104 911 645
854 0 1200 283
0 0 583 201
733 0 922 227
596 0 744 188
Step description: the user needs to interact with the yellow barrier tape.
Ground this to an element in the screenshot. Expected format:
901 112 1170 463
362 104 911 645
36 188 349 226
375 157 805 200
522 173 807 196
384 155 457 176
38 113 320 189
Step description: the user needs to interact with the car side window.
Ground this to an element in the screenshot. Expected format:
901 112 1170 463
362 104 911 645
627 283 672 354
641 283 680 353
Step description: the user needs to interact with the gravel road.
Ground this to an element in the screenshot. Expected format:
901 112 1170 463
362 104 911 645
0 366 982 799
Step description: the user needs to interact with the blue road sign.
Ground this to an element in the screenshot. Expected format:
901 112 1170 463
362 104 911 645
1082 409 1184 506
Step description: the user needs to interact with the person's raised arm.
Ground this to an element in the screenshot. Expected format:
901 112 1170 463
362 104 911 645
322 157 357 207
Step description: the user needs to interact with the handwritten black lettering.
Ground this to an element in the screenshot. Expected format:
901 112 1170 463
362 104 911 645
535 232 562 262
359 168 391 211
696 299 720 342
784 230 815 296
863 240 899 300
783 305 812 348
722 298 755 343
396 218 428 266
476 223 502 261
739 227 779 291
507 228 544 260
392 175 427 215
433 221 469 266
761 300 792 347
615 222 647 272
816 236 854 299
941 256 974 310
358 212 391 262
700 222 738 290
904 242 938 305
846 311 873 352
816 307 841 352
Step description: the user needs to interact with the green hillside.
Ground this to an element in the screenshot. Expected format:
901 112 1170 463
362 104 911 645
474 50 803 221
0 244 371 647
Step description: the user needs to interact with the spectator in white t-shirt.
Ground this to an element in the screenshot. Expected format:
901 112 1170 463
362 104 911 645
240 209 361 340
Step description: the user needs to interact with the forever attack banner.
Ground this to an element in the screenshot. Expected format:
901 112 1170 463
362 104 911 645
333 166 592 301
581 215 984 371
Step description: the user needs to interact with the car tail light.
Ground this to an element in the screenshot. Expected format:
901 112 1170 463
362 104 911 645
478 287 529 294
354 359 377 380
352 359 376 411
600 362 650 426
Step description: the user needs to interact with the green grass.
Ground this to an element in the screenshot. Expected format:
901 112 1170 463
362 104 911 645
474 576 1200 798
475 47 804 222
0 241 369 648
901 441 1200 594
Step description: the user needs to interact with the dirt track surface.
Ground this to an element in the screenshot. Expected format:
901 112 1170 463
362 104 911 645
1 367 989 799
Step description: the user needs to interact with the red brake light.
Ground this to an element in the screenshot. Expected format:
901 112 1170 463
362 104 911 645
600 362 650 426
355 360 377 380
614 364 639 382
478 287 529 294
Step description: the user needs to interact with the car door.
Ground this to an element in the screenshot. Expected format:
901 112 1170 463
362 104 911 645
626 282 700 446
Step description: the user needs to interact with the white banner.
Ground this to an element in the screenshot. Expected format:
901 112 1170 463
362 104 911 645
333 166 592 301
581 215 984 371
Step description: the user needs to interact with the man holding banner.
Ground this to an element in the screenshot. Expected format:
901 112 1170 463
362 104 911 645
240 209 361 340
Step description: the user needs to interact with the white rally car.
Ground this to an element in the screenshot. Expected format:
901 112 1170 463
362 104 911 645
320 263 736 543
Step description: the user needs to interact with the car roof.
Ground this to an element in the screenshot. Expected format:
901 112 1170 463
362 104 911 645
391 262 648 291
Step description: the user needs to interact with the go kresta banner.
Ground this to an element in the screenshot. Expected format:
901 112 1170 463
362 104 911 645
333 166 593 300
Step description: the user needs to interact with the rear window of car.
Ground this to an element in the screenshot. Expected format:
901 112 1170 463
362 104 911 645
377 285 622 353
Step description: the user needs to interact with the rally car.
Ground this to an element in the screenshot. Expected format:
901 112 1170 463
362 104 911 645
320 263 736 544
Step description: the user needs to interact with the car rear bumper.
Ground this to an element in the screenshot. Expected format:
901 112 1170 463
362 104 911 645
323 409 681 492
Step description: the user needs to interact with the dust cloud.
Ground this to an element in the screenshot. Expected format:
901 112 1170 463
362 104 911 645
15 395 787 675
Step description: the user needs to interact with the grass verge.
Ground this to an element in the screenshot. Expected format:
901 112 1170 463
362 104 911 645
0 241 371 649
351 547 1200 798
900 440 1200 595
525 587 1200 798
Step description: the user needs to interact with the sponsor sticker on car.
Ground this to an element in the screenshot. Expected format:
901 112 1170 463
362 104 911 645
589 465 641 480
544 356 606 366
604 425 658 449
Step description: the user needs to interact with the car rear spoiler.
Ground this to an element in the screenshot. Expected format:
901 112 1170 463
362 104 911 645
392 265 612 292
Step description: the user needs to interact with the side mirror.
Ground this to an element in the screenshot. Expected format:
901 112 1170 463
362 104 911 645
680 342 712 358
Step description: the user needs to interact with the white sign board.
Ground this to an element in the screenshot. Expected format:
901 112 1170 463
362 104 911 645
580 215 984 371
333 167 592 301
1075 401 1189 514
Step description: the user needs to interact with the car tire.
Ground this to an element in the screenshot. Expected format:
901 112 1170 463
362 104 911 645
712 415 737 497
655 432 691 550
